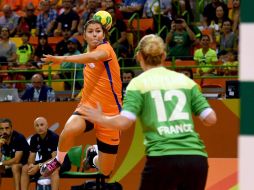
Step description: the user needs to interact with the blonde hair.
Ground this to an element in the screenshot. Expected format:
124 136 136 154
138 34 165 66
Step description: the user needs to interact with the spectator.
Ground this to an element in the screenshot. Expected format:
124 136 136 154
197 16 216 44
229 0 240 35
210 5 229 44
213 5 229 25
218 19 238 53
76 0 98 36
0 4 20 37
194 35 218 76
171 0 202 43
21 117 59 190
107 8 130 58
16 3 37 37
121 69 135 96
60 37 84 90
54 0 80 36
221 50 238 76
77 10 96 36
73 0 87 15
57 24 83 55
33 33 54 67
0 27 18 88
15 32 35 89
16 32 34 69
36 0 58 36
203 0 228 26
55 24 73 56
101 0 123 20
0 27 17 66
143 0 172 33
143 0 171 19
119 0 146 19
171 0 194 24
0 118 30 190
166 18 196 60
20 73 54 102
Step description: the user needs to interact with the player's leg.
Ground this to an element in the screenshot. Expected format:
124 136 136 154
84 140 118 176
179 155 208 190
84 127 119 176
41 114 88 176
96 140 118 176
139 156 180 190
57 115 86 158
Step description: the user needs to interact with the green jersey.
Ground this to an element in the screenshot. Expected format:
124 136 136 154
122 67 210 157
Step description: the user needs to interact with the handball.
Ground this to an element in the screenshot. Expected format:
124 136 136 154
93 10 112 30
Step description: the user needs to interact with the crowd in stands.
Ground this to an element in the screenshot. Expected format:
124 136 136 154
0 0 240 96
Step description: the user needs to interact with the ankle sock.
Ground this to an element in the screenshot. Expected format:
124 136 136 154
56 148 67 164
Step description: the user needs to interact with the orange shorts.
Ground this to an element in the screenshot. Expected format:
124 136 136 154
74 107 120 146
94 123 120 146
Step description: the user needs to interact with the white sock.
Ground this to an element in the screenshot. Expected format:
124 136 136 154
56 148 67 164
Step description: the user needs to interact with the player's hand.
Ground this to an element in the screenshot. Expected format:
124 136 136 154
81 103 104 124
41 54 62 65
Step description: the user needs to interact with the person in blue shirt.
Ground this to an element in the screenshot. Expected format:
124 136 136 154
21 73 54 102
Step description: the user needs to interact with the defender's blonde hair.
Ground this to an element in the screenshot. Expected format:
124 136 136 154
138 34 165 66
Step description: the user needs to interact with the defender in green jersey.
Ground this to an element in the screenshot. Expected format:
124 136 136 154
82 34 217 190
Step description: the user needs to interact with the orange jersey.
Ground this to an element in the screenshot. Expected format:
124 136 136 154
76 41 122 115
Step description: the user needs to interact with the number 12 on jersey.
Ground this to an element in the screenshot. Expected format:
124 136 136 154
151 90 190 122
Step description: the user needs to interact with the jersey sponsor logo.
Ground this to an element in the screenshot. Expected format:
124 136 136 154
157 124 193 135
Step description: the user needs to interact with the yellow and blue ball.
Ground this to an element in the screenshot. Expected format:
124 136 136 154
93 10 112 30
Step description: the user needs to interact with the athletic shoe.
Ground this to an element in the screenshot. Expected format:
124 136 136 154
40 157 61 177
83 145 98 170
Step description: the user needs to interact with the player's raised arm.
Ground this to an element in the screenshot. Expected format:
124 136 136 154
41 49 108 65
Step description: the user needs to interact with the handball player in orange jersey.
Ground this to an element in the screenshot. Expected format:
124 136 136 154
39 19 122 177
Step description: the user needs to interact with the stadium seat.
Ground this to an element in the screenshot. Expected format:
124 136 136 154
51 81 65 91
124 18 154 32
42 64 65 91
